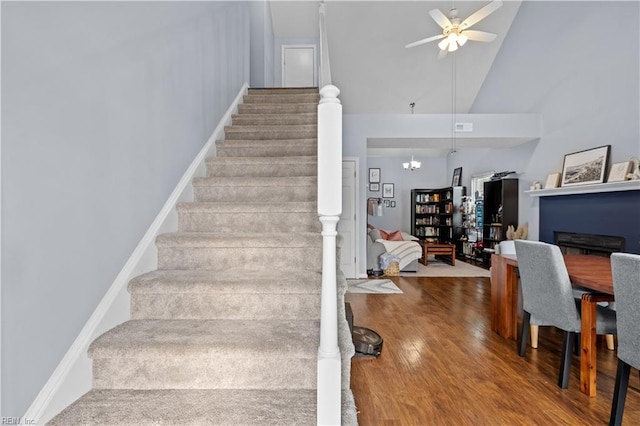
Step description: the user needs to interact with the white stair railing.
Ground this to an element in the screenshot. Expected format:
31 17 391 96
317 2 342 425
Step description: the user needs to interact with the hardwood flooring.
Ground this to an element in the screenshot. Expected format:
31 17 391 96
346 276 640 425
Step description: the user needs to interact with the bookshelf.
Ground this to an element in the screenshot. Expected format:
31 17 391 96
459 197 484 265
482 178 518 264
411 187 465 246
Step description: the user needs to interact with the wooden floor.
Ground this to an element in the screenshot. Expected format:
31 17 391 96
346 275 640 425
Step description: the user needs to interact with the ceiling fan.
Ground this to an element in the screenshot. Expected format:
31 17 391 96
405 0 503 59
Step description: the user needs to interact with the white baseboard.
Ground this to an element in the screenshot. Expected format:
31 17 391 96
25 83 249 425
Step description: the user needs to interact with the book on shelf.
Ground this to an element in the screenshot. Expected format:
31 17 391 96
416 193 440 203
488 226 502 240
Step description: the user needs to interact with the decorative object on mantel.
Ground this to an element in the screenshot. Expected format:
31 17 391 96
608 161 633 182
506 223 528 240
561 145 610 187
529 181 541 190
544 173 561 189
626 157 640 180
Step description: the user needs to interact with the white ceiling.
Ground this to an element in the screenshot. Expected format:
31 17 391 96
270 1 522 115
269 1 530 157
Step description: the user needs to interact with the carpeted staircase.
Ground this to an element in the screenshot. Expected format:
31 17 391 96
49 88 355 425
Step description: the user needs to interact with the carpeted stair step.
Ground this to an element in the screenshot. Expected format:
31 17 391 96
224 124 316 140
177 202 320 233
193 176 316 202
128 270 322 320
156 232 322 271
248 87 318 95
243 93 319 104
88 319 319 389
237 103 317 115
232 113 316 126
205 156 316 178
47 389 316 426
215 139 317 157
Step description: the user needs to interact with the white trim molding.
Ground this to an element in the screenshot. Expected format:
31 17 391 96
525 180 640 197
24 83 249 425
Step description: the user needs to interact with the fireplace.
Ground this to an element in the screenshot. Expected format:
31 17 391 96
554 231 625 257
539 190 640 255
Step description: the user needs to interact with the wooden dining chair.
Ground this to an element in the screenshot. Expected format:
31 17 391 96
495 240 541 348
514 240 617 389
609 252 640 426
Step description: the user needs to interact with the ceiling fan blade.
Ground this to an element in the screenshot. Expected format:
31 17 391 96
405 34 445 49
463 30 497 42
460 0 503 30
429 8 453 30
437 49 448 60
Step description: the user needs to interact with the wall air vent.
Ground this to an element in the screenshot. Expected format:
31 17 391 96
455 122 473 132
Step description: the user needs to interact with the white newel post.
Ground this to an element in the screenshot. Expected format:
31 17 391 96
317 84 342 426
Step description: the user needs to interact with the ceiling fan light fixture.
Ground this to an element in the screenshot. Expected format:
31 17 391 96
405 0 503 56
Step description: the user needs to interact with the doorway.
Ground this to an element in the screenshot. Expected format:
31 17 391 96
282 45 316 88
338 159 359 278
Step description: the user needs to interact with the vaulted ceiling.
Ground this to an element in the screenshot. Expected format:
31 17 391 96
270 1 522 115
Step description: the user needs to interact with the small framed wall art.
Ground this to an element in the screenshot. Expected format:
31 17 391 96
369 183 380 192
369 168 380 183
382 183 394 198
561 145 610 187
452 167 462 186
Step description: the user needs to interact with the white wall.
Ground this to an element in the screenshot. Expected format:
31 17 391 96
366 156 447 233
250 0 275 88
1 1 250 417
448 1 640 240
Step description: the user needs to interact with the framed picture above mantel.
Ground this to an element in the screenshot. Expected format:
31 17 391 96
561 145 610 187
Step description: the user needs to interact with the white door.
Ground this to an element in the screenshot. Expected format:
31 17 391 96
338 160 358 278
282 45 316 87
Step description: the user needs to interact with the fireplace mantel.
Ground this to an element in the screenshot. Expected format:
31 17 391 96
534 181 640 254
526 180 640 198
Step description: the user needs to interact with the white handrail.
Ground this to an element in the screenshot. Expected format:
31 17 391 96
317 3 342 425
319 3 332 87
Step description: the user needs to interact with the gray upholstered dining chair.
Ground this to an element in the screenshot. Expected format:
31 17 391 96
505 240 611 351
609 252 640 426
514 240 617 389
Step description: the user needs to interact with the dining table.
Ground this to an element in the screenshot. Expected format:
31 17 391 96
490 253 615 397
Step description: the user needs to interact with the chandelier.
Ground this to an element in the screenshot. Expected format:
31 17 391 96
403 155 421 171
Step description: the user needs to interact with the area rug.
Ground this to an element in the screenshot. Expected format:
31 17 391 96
400 257 490 278
346 279 403 294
